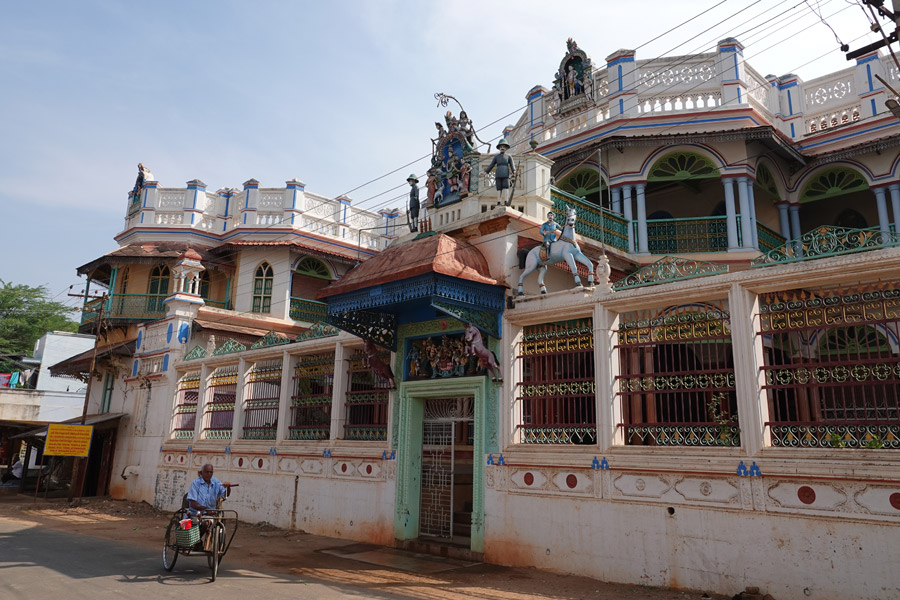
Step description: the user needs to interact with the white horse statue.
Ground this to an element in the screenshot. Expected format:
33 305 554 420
464 323 501 381
517 205 595 296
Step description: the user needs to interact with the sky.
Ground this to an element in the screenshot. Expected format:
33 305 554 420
0 0 883 313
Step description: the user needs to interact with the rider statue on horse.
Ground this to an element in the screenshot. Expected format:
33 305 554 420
517 205 595 296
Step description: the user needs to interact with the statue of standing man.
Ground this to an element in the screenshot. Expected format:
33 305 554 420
484 138 515 206
407 174 420 233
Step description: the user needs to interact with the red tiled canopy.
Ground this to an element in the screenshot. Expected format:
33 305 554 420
317 233 499 299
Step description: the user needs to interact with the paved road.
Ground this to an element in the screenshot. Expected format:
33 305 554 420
0 518 353 599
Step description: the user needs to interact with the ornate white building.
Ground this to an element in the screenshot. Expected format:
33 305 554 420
51 37 900 599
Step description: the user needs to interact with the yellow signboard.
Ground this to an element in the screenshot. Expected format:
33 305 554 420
44 424 94 457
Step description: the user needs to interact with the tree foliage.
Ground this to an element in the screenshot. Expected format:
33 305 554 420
0 280 79 372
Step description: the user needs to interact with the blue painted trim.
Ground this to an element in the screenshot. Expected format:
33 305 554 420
867 64 874 92
606 55 634 68
140 213 144 223
737 88 742 104
777 80 799 90
192 189 198 209
116 227 380 258
617 65 623 91
543 113 763 155
224 196 230 217
857 53 879 65
787 90 793 116
790 123 795 137
732 53 739 79
871 98 877 116
619 98 623 114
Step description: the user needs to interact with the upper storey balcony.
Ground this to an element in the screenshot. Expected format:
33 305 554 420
123 178 400 254
505 38 898 156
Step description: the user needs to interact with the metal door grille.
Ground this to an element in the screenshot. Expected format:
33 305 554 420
419 397 474 540
420 421 453 539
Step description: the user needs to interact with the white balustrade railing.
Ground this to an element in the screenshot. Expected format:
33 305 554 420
257 211 286 226
638 57 718 95
158 191 187 209
156 212 184 225
805 105 861 134
804 69 855 111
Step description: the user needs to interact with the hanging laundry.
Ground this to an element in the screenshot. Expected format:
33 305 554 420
8 372 19 387
0 373 10 388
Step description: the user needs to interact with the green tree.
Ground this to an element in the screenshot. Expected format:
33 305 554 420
0 280 79 373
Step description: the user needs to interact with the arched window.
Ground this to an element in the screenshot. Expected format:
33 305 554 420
148 265 170 296
199 271 210 299
252 262 274 313
295 257 331 280
557 168 605 206
119 268 129 294
147 265 170 313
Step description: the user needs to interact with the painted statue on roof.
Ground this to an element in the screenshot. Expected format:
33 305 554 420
552 38 596 109
429 94 487 209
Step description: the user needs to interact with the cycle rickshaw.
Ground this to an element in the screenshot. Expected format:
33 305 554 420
162 492 239 581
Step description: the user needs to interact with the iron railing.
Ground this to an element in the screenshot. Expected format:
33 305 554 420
290 297 329 323
758 283 900 449
172 372 200 440
616 301 740 447
289 353 334 441
551 189 629 251
344 349 389 441
516 319 596 444
242 360 281 440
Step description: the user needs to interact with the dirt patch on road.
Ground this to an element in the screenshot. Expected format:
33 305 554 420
0 496 729 600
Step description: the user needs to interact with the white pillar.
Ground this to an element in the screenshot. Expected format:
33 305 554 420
636 183 649 254
330 342 349 440
611 186 622 214
276 350 293 441
777 202 791 240
737 177 754 249
789 203 802 239
595 303 618 449
875 187 891 234
729 284 768 455
889 183 900 233
194 363 210 440
747 181 759 247
723 179 739 250
622 185 634 253
233 357 250 440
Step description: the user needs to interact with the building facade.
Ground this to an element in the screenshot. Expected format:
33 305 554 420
64 38 900 599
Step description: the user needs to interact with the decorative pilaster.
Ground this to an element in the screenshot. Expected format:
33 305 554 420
737 177 754 249
789 203 802 239
722 179 739 250
717 38 747 107
605 49 639 118
777 202 791 240
889 183 900 232
874 186 891 233
611 186 622 214
635 183 648 254
286 179 306 226
240 178 259 226
185 179 207 227
622 184 634 253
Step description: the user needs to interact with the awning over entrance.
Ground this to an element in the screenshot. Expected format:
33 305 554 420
10 413 125 442
48 341 136 381
317 233 506 351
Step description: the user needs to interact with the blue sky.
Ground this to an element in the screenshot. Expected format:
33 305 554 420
0 0 877 312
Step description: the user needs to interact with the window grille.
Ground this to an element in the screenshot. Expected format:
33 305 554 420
344 348 389 441
173 371 200 439
616 301 739 446
516 319 596 444
759 283 900 449
290 353 334 440
252 262 274 313
242 359 281 440
148 265 170 312
203 365 237 439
